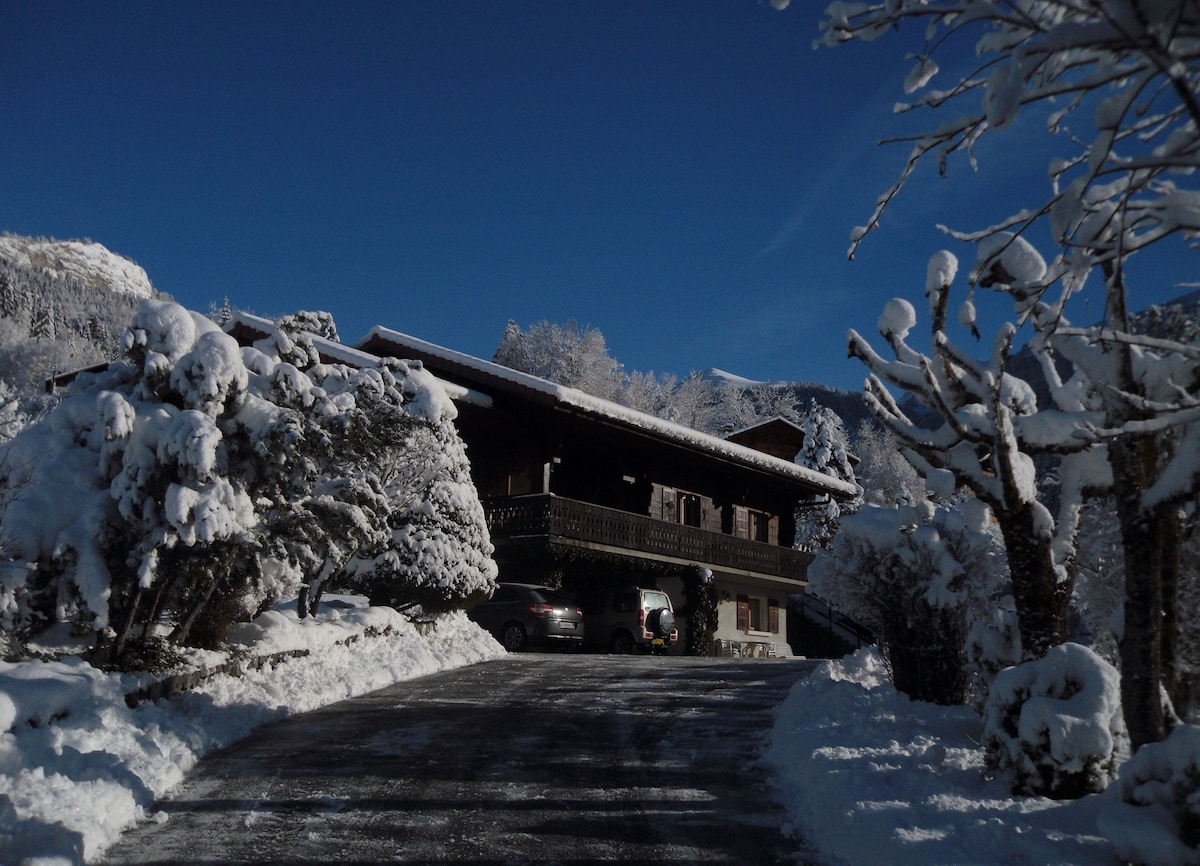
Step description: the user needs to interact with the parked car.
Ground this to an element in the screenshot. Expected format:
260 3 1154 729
579 586 678 654
468 583 584 652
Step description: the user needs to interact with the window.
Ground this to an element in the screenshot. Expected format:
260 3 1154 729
750 510 770 543
678 492 702 527
737 594 781 634
748 597 764 631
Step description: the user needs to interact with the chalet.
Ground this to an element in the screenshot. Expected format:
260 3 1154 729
227 315 859 658
725 416 809 465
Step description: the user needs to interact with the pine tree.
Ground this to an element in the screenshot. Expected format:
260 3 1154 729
28 301 55 342
0 272 20 320
795 399 859 550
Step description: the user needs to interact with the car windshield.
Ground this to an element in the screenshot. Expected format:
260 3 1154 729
537 590 575 608
644 592 669 609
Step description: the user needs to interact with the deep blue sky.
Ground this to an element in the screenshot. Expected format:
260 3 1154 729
3 2 1193 392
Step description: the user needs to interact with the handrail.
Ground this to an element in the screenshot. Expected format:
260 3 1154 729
485 493 813 580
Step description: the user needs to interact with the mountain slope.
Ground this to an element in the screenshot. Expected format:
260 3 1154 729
0 234 155 298
0 234 162 392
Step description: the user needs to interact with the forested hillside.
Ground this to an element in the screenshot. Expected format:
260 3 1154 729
0 234 161 393
493 317 871 440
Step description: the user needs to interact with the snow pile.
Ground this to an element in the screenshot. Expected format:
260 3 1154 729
0 596 505 864
1101 724 1200 866
766 648 1117 865
982 642 1127 799
0 235 155 299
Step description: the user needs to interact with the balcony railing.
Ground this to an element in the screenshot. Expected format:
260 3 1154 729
484 494 813 581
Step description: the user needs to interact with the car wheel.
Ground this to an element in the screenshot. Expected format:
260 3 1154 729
611 629 635 654
500 622 528 652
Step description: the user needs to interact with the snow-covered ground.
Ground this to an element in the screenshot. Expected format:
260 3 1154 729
766 649 1120 865
0 597 505 865
0 598 1165 866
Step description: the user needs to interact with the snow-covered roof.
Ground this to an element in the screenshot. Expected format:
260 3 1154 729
224 313 857 498
359 327 859 499
725 415 807 441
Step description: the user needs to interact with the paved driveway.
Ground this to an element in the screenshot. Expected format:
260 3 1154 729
102 654 819 865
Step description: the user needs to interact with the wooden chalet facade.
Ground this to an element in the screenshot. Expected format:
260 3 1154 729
227 316 858 658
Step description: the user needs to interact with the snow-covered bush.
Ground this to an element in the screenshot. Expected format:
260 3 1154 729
809 499 1006 705
964 607 1022 713
0 300 497 662
1100 724 1200 866
983 642 1127 799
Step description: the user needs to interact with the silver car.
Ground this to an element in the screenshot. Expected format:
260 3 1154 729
468 583 585 652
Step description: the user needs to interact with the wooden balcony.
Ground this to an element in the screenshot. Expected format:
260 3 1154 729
484 494 813 582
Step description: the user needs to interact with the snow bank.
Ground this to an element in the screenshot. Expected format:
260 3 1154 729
1100 724 1200 866
766 648 1117 865
0 597 505 865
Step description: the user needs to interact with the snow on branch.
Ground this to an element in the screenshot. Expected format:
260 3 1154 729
818 0 1200 274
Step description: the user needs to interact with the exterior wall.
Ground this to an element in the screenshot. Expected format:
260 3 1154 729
725 423 804 462
643 574 794 660
710 577 792 658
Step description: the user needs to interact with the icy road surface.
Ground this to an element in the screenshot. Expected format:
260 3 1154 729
102 653 820 864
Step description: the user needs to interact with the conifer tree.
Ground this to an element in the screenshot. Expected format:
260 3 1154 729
0 272 20 320
28 301 55 342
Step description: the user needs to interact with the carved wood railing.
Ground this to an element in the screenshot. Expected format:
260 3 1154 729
484 494 813 580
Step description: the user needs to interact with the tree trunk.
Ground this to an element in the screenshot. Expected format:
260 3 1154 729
110 586 144 664
170 573 222 647
1111 434 1169 751
1162 509 1182 720
995 504 1070 660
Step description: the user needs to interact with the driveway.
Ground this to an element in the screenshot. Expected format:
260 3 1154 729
102 654 820 865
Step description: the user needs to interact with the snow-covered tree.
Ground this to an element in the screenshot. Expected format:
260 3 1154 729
854 420 925 507
0 272 20 320
849 249 1112 661
340 415 498 613
493 318 625 400
0 381 31 445
808 0 1200 749
620 369 677 417
208 295 234 327
0 300 497 663
660 371 724 431
27 301 55 343
746 383 805 426
795 398 861 549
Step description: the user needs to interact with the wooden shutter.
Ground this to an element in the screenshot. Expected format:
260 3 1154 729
736 595 750 630
735 506 748 539
768 598 780 634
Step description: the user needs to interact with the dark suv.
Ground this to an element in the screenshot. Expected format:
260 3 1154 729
468 583 584 652
580 586 678 654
